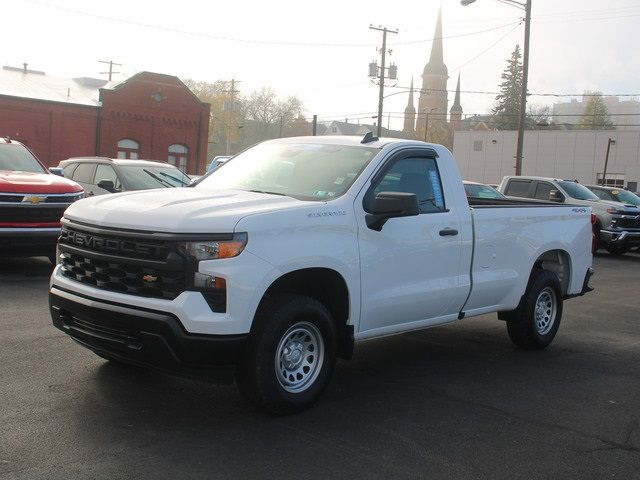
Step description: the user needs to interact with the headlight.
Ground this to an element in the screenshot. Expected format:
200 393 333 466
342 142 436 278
183 233 247 261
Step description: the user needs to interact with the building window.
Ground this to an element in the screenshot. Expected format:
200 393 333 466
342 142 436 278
168 144 189 173
597 173 624 187
117 139 140 159
473 140 483 152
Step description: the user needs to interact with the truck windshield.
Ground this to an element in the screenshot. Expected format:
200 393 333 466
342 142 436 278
118 165 190 189
611 189 640 205
197 142 379 200
0 143 46 173
558 181 599 201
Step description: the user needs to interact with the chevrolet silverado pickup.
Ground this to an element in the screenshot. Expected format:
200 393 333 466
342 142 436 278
498 176 640 255
0 138 83 261
49 135 593 414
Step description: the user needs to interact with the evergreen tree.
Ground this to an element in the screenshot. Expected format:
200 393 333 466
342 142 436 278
492 45 523 130
576 92 614 130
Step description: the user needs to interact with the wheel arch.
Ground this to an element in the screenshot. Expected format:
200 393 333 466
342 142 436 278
254 267 353 359
532 248 572 296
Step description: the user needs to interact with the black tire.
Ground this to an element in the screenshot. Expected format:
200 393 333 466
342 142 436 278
506 269 563 350
236 294 337 415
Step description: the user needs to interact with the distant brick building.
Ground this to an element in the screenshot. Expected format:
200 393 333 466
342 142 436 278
0 66 210 174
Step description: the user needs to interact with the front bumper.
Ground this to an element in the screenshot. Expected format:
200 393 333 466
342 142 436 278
0 227 60 256
600 229 640 248
50 286 248 382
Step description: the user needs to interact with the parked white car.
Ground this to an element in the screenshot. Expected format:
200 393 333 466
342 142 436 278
50 136 593 413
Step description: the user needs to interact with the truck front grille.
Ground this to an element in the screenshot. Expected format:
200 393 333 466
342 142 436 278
0 205 66 224
615 216 640 229
59 251 185 300
58 225 189 300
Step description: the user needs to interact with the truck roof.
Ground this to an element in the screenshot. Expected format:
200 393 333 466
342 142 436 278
263 135 431 150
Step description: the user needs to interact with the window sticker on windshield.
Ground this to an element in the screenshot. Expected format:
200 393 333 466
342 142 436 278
334 177 345 185
313 190 327 197
612 190 619 194
429 170 444 206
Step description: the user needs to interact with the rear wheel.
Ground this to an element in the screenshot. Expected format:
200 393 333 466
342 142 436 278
237 294 336 415
506 269 563 350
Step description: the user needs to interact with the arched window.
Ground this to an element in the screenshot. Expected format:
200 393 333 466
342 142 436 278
168 144 189 173
117 139 140 159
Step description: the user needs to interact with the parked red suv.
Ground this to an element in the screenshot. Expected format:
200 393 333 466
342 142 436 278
0 138 83 262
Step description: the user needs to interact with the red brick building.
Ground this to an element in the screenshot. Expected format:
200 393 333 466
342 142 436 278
0 66 210 174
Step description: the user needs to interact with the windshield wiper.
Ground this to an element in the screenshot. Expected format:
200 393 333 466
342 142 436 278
142 169 174 188
249 189 289 197
157 170 189 186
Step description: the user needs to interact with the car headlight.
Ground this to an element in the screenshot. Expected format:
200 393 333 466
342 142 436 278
183 233 247 261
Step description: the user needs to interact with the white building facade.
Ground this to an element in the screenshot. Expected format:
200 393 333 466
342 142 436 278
453 129 640 192
552 96 640 130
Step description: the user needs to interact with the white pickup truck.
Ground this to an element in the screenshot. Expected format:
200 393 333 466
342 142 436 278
50 135 593 413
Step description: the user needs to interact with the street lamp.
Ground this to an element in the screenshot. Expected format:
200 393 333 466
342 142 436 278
462 0 531 176
423 108 437 143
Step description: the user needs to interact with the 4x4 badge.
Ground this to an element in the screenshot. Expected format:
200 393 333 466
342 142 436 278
142 274 158 283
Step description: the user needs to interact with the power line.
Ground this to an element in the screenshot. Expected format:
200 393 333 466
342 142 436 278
386 85 640 99
22 0 522 48
449 22 522 74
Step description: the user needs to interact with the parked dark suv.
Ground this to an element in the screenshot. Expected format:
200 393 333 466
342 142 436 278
58 157 190 196
498 176 640 255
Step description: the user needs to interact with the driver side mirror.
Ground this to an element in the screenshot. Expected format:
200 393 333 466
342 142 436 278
97 179 118 193
548 190 564 203
49 167 64 177
366 192 419 231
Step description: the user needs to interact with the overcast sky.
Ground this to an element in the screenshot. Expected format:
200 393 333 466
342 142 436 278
6 0 640 130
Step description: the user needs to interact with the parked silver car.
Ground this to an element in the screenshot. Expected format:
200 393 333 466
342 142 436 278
498 176 640 255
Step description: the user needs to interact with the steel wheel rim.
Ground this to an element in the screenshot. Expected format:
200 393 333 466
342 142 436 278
535 287 557 335
275 321 324 393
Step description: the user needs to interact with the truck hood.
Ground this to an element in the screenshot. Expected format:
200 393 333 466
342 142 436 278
63 187 307 232
0 170 82 194
597 199 640 211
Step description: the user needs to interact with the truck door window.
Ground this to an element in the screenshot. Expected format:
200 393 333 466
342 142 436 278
368 157 445 214
505 180 531 198
62 163 78 179
72 163 95 184
94 164 121 190
592 189 613 201
534 182 554 200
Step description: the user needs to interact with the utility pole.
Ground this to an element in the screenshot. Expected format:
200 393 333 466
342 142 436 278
515 0 532 176
601 138 615 186
312 115 317 136
223 79 241 155
369 25 398 137
461 0 531 176
423 108 437 143
98 60 122 81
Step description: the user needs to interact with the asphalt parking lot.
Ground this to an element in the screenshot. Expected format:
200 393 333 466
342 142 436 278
1 253 639 480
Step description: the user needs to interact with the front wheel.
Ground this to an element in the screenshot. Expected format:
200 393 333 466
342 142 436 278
236 295 336 415
506 270 563 350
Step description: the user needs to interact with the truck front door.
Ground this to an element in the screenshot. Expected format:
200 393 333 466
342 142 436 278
355 150 470 337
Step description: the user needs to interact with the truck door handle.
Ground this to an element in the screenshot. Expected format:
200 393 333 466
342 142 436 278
439 228 458 236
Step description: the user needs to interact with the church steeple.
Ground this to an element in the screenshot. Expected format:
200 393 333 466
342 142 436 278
423 7 448 77
417 6 449 138
450 73 463 130
450 73 462 113
403 77 416 134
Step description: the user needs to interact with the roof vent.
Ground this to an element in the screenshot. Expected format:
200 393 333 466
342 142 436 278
361 131 379 144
